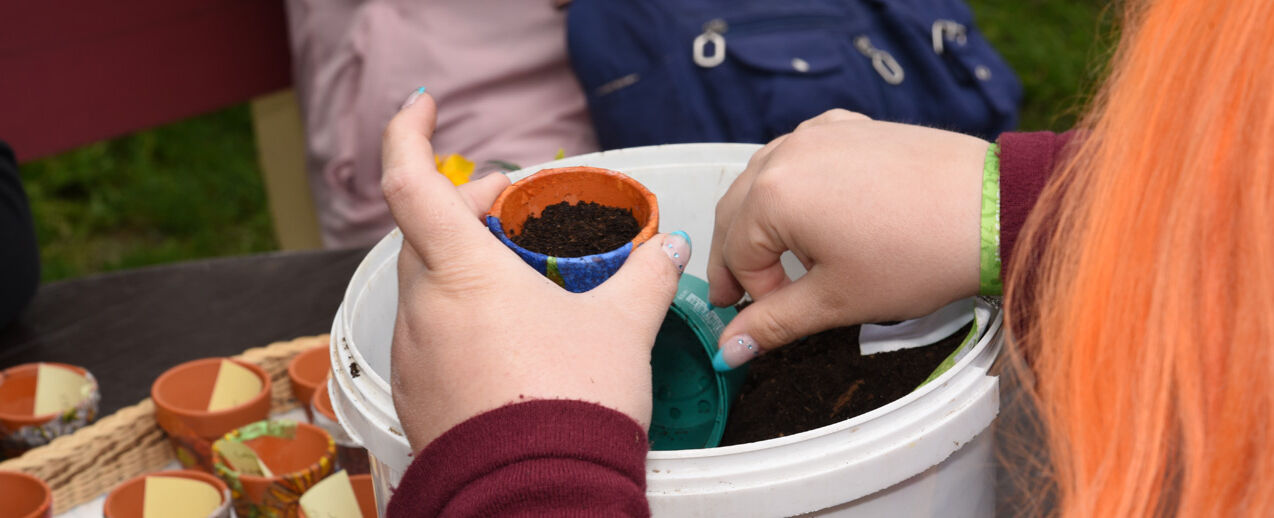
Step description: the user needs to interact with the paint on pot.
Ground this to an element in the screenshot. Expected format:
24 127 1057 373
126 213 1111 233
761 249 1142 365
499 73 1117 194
0 363 99 459
211 419 336 517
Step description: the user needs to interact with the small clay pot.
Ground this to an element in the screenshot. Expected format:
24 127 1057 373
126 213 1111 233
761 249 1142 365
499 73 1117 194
311 380 370 475
0 470 52 518
486 166 659 292
212 420 336 517
298 474 377 518
151 358 272 471
103 469 231 518
287 345 330 422
0 363 100 458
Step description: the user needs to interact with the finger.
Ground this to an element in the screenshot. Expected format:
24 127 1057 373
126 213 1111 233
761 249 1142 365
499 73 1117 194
718 185 791 301
456 172 511 219
380 90 488 263
711 271 844 371
707 135 786 306
794 109 871 132
595 231 690 324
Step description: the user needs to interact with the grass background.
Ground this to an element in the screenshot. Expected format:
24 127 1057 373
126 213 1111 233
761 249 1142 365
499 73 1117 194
19 1 1115 282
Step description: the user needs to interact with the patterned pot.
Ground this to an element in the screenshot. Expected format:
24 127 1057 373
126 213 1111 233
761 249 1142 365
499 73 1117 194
486 166 659 292
0 363 99 459
212 420 336 518
152 358 272 471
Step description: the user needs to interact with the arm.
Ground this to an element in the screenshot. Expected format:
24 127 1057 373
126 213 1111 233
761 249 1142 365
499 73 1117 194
0 140 39 330
996 131 1077 282
388 400 649 518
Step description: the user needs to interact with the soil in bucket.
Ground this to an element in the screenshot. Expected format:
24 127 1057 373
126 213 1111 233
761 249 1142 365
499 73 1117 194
511 201 640 257
719 322 972 446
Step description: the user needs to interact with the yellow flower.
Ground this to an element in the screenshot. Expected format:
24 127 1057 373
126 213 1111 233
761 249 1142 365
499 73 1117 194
435 154 475 186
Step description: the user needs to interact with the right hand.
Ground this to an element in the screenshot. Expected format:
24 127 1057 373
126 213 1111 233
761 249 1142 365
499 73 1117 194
707 110 989 370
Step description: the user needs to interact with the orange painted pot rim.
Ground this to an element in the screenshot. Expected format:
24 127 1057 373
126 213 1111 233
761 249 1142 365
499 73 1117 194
311 379 337 423
287 346 329 402
212 421 335 485
297 474 375 518
0 362 93 426
0 470 52 518
487 166 659 251
103 469 229 518
151 358 272 422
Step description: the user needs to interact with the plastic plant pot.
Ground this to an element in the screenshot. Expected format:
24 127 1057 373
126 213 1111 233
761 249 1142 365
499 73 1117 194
151 358 272 471
211 420 336 517
649 274 746 450
486 166 659 292
288 345 330 422
103 469 231 518
298 474 377 518
0 362 100 458
312 379 370 474
0 470 52 518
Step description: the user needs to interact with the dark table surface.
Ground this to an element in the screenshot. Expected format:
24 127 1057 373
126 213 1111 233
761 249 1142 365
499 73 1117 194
0 247 370 416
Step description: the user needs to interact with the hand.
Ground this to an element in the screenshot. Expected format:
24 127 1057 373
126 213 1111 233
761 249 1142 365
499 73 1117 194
382 92 690 451
707 110 987 370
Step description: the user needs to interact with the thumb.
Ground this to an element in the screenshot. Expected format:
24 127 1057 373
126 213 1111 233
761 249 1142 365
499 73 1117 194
711 269 843 371
595 231 692 322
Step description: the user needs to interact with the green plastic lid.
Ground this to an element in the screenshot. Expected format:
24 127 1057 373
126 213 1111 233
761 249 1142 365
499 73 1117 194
648 274 748 450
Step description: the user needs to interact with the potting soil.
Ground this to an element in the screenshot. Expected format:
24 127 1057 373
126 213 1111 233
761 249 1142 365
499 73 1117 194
719 323 972 445
511 201 640 257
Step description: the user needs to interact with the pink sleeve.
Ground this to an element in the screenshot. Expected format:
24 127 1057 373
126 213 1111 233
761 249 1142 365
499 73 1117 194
387 399 650 517
997 131 1077 281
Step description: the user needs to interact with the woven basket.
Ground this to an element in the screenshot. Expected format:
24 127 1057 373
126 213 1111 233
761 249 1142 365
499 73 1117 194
0 335 329 514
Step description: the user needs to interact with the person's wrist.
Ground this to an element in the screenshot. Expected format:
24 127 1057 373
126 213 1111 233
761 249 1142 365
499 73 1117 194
978 143 1003 296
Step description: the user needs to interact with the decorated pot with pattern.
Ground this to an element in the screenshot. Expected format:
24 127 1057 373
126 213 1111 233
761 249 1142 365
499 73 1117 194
0 363 99 459
212 420 336 518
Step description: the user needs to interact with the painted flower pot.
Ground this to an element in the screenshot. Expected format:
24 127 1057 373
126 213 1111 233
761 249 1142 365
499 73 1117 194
486 166 659 292
287 345 330 422
212 420 336 517
151 358 272 471
298 474 377 518
0 363 100 458
103 469 231 518
311 380 370 475
0 470 52 518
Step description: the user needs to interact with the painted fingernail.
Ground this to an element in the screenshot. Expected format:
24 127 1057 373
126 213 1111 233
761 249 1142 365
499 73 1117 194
400 87 428 110
662 231 691 273
712 334 761 371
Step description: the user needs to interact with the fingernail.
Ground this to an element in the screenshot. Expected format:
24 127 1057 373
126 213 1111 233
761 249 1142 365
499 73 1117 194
712 334 761 371
662 231 691 273
400 87 428 110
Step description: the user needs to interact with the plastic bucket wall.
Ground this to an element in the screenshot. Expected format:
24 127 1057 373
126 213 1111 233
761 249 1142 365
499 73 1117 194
329 144 1003 517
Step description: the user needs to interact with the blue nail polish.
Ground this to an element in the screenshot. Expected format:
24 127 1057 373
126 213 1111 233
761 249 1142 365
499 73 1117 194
711 350 733 372
671 230 692 248
415 86 427 94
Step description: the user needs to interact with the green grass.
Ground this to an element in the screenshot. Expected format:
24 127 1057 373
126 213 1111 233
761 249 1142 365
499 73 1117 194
19 1 1114 281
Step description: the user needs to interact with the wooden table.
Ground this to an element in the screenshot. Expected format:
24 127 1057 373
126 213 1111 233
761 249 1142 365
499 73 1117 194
0 248 369 415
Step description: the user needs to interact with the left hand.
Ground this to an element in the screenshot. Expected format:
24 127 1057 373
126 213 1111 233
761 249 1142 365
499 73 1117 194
383 92 690 451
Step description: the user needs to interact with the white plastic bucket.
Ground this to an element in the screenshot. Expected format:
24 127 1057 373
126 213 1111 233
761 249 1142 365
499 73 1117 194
329 143 1003 517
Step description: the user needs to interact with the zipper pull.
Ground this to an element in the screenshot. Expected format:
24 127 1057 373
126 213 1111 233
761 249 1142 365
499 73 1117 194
854 36 905 85
931 20 968 55
693 19 728 68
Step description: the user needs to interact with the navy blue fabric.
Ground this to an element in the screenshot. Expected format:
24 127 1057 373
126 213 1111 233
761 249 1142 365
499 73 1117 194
567 0 1022 148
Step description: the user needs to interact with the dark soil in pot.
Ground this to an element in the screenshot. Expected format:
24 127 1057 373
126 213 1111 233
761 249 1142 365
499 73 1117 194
511 201 640 257
719 322 972 446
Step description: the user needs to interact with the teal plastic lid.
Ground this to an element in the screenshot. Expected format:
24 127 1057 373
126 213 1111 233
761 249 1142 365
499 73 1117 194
648 274 748 450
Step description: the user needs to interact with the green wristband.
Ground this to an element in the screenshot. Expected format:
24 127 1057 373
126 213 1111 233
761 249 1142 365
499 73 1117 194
979 143 1003 295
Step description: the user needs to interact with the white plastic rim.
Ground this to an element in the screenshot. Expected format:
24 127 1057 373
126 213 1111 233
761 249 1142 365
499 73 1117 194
329 143 1004 517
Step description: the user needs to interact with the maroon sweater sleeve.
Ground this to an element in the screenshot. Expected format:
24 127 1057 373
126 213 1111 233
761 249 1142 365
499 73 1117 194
996 131 1076 281
387 399 650 517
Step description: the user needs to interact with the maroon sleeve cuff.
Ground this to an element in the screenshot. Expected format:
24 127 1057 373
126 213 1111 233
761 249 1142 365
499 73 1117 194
387 399 650 518
996 131 1076 280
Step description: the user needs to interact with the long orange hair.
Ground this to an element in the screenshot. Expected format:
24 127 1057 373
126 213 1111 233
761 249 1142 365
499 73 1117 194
1006 0 1274 516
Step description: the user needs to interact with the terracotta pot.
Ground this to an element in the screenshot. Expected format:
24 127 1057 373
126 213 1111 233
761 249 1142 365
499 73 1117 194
151 358 271 471
486 166 659 292
0 363 100 458
287 345 330 422
298 474 377 518
0 470 52 518
311 381 370 475
103 469 231 518
212 420 336 517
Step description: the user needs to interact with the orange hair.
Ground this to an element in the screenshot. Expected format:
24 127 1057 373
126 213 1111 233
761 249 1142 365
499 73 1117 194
1006 0 1274 516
